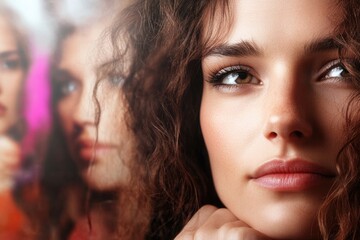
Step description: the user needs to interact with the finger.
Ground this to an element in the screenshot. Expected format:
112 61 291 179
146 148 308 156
201 208 244 229
182 205 218 231
176 207 244 240
0 143 21 168
175 205 218 240
219 221 271 240
191 208 242 239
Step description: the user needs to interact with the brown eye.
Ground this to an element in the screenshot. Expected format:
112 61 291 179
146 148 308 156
222 71 255 85
212 65 261 86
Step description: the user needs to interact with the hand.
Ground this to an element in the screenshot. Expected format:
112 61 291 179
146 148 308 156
175 205 271 240
0 135 21 191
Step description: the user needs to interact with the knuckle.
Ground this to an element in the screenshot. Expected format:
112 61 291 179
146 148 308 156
213 207 231 216
193 229 210 240
198 204 218 213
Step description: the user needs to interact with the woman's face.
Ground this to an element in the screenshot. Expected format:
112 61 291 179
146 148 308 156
200 0 351 239
0 15 25 134
55 22 131 191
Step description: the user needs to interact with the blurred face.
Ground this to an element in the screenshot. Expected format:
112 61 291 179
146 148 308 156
200 0 352 239
55 22 130 191
0 15 25 134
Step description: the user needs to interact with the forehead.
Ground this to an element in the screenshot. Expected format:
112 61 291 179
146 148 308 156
0 15 17 51
204 0 343 49
58 22 112 72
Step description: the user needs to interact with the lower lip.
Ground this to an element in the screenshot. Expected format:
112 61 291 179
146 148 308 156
252 173 331 191
78 147 114 162
0 105 6 116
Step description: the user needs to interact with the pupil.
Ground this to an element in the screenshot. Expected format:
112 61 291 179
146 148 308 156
238 72 248 80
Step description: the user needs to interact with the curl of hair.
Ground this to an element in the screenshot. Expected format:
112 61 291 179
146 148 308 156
318 1 360 239
110 0 232 238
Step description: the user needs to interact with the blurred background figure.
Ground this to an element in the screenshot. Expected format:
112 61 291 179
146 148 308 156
0 0 147 239
0 3 32 239
37 0 146 239
0 8 27 191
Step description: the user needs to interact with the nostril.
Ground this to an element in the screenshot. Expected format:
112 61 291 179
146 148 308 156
291 130 303 138
269 132 277 139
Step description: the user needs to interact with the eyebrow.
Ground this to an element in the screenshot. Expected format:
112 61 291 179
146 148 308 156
204 40 262 58
0 50 20 59
303 36 341 53
204 36 341 58
53 68 76 82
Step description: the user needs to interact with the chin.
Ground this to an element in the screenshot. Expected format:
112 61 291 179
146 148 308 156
84 177 114 192
82 171 123 192
248 202 321 240
255 222 320 240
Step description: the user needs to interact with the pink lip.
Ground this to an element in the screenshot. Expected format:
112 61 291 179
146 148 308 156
0 103 7 116
251 159 336 191
75 139 117 162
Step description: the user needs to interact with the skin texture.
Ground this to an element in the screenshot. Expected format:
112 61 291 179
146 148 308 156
55 21 131 191
0 15 24 135
197 0 352 239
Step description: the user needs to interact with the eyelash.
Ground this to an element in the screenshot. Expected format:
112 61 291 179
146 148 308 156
318 60 350 82
206 59 351 91
207 65 261 91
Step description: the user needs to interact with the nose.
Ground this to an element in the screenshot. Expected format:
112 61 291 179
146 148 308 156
262 78 313 142
73 84 97 128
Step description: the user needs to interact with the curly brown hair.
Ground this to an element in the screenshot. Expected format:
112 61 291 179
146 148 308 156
317 0 360 239
111 0 233 238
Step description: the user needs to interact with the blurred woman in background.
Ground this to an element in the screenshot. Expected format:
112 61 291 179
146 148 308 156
0 3 31 239
38 0 149 239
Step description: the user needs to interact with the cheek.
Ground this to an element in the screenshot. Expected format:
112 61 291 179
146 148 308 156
0 75 23 130
200 91 261 165
200 95 255 188
200 101 251 216
3 72 23 105
57 99 76 137
98 93 127 137
316 89 351 150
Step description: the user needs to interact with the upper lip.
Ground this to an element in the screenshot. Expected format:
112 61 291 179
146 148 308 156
251 159 336 179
